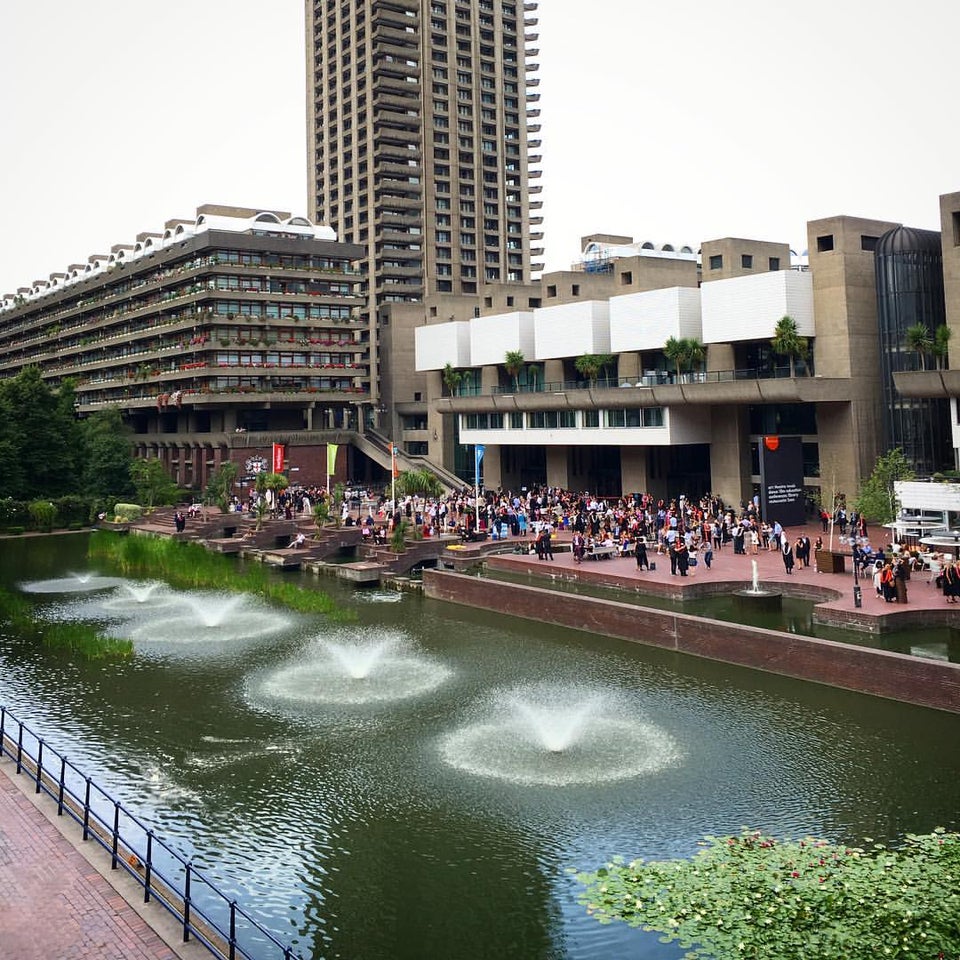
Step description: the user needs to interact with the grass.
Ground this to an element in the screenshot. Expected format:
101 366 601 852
0 588 132 661
88 531 356 622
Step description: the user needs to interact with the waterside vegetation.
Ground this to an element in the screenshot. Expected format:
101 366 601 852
0 588 132 660
88 531 355 621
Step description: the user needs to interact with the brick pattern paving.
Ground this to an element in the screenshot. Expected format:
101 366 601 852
0 771 180 960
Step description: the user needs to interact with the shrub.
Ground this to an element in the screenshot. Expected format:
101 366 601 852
113 502 143 523
28 500 57 533
576 828 960 960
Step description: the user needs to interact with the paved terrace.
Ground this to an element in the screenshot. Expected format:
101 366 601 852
478 522 960 633
0 763 191 960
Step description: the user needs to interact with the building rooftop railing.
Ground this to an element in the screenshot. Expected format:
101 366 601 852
474 365 812 396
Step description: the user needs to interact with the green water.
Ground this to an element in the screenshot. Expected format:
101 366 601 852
2 535 959 960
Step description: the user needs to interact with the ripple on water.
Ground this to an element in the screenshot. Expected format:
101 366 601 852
440 682 683 787
252 627 452 709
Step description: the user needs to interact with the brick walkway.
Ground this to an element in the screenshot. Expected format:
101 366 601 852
0 767 182 960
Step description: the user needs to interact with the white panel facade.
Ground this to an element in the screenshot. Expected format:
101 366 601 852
609 287 702 353
532 301 611 360
415 321 472 371
460 405 712 447
469 311 536 367
896 480 960 513
701 270 814 343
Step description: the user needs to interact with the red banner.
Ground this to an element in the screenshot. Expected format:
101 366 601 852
272 443 285 473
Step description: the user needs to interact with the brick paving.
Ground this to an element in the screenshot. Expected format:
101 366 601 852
0 768 182 960
488 521 960 626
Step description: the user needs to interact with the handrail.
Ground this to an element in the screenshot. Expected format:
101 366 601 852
0 707 302 960
481 366 813 396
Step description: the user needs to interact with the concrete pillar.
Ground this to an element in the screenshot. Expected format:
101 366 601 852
543 359 564 386
620 446 649 494
709 405 752 506
707 343 735 374
545 446 568 489
483 445 502 489
481 364 499 393
618 352 640 381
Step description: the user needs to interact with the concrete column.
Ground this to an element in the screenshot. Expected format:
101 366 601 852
543 359 564 386
709 405 752 506
707 343 735 374
618 352 640 381
620 446 649 494
481 364 499 392
482 445 502 489
545 446 568 489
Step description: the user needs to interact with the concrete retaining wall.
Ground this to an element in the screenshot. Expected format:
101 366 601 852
423 570 960 714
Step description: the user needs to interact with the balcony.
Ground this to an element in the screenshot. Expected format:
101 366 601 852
893 369 960 398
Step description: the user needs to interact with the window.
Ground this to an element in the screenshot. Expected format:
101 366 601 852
953 211 960 247
816 235 834 252
741 254 753 269
509 412 523 429
709 254 723 270
768 257 780 271
581 409 599 428
571 284 580 296
546 284 557 298
620 271 633 285
861 235 878 252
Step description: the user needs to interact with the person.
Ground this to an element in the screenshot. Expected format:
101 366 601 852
675 540 689 576
288 532 306 549
702 540 713 569
894 557 908 604
781 536 794 575
880 561 896 602
572 531 585 564
635 536 649 571
943 560 960 603
543 524 554 561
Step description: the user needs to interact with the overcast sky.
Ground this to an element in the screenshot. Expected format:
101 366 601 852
1 0 958 295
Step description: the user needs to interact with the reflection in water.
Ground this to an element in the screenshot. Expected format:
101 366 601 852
2 535 959 960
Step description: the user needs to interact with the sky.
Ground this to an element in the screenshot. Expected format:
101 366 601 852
1 0 959 295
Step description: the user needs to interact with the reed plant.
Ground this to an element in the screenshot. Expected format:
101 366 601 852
0 588 132 660
88 532 355 621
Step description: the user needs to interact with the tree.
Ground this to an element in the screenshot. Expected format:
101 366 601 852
0 367 81 498
503 350 525 390
130 458 179 511
575 353 615 385
770 315 809 377
854 447 915 524
82 408 133 499
933 323 952 370
442 362 462 397
576 828 960 960
905 323 933 371
663 337 705 382
205 461 239 513
394 468 444 499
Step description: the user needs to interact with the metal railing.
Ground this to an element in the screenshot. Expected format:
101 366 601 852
0 707 303 960
480 365 814 396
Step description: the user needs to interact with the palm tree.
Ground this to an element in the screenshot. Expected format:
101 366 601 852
442 362 462 396
503 350 525 390
905 324 933 371
770 315 809 377
662 337 704 382
933 324 952 371
394 468 444 499
575 353 614 385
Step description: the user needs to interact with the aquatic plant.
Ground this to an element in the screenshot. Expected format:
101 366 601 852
0 588 132 660
88 532 355 622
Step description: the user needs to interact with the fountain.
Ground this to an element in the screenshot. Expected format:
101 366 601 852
733 559 783 611
122 591 292 646
19 572 124 594
100 581 178 615
440 683 682 786
254 628 452 708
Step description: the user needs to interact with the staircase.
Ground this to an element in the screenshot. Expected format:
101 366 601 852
357 430 467 492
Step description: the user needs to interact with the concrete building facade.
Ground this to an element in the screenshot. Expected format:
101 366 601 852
305 0 543 431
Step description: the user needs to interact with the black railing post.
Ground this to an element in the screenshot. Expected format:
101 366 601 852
35 739 43 793
111 801 121 869
229 901 237 960
82 777 92 841
0 706 6 758
16 723 23 774
183 862 192 943
57 756 66 815
143 831 153 904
